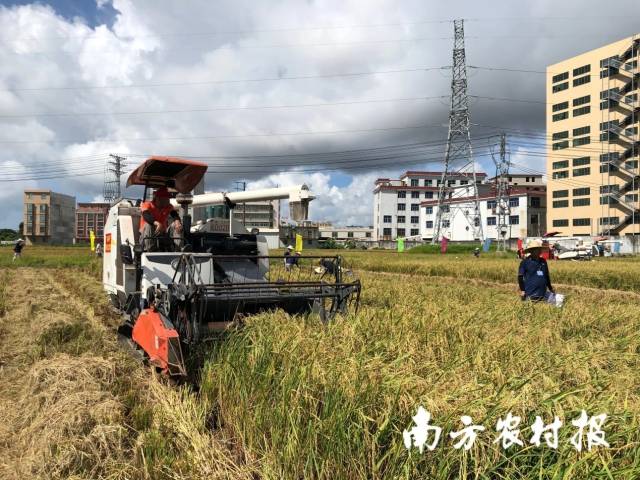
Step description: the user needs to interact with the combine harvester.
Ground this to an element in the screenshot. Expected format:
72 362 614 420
103 157 361 375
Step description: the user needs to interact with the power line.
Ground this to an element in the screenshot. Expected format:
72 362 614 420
3 65 450 93
0 94 449 118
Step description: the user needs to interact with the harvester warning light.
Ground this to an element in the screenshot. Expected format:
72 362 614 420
105 233 112 253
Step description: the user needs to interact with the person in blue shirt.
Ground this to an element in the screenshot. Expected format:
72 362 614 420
518 239 555 301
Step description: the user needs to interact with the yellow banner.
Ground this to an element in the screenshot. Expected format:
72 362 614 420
89 230 95 251
295 234 303 252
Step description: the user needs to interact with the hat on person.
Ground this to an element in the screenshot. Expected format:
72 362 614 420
287 245 294 250
524 239 549 252
17 238 24 242
153 186 171 198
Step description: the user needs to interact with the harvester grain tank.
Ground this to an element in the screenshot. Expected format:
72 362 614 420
103 156 360 375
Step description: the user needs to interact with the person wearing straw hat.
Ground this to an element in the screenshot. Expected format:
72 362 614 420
518 239 555 302
12 238 25 262
284 245 295 271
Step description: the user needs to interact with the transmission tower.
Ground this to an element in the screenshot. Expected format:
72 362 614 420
103 154 126 204
491 133 511 252
432 19 483 244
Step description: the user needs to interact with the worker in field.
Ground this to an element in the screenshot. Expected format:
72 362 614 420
473 247 480 258
284 245 297 271
139 186 183 251
518 239 555 302
12 238 24 262
95 242 103 258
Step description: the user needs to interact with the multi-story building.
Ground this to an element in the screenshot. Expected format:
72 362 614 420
421 186 547 241
23 190 76 244
76 202 109 242
547 34 639 236
486 173 545 187
373 171 488 240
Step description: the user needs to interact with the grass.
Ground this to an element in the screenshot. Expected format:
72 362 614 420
1 245 640 478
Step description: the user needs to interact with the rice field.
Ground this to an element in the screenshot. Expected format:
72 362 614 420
1 245 639 479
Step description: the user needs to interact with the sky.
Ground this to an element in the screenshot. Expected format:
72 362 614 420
1 0 639 229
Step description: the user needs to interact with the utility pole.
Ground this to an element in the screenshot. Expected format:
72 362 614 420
103 154 126 204
491 133 511 252
432 19 483 244
234 181 247 225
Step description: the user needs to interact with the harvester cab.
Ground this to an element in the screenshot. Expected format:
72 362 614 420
103 156 361 376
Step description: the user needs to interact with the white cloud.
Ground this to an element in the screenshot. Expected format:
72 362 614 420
0 0 638 230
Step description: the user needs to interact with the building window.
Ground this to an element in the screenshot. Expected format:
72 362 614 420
600 152 619 163
397 191 406 198
397 215 406 223
552 160 569 169
411 191 420 199
552 101 569 112
573 106 590 117
397 204 406 211
425 206 433 215
573 76 590 87
509 197 519 207
552 72 569 83
383 215 392 223
397 228 406 237
424 179 433 186
447 180 456 187
410 179 419 187
552 131 569 140
487 216 497 225
573 95 590 106
40 193 47 200
383 228 392 236
573 218 591 226
411 229 419 236
426 221 433 229
573 187 590 196
626 160 639 170
347 232 354 238
600 185 619 194
509 215 519 225
410 216 419 224
553 82 569 93
573 137 591 147
573 64 591 76
572 156 590 166
573 126 590 136
487 200 497 209
332 232 338 238
460 180 468 185
530 215 538 224
425 191 433 199
552 111 569 122
553 200 569 208
552 141 569 150
552 190 569 198
442 220 450 228
530 197 541 208
573 198 591 207
573 167 591 177
411 204 419 211
365 232 372 238
553 219 569 227
599 217 619 226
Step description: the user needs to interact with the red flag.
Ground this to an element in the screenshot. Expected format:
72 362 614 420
440 236 449 254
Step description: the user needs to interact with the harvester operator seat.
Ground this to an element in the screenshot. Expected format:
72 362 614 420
138 187 184 252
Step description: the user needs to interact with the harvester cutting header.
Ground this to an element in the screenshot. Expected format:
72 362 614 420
103 156 361 376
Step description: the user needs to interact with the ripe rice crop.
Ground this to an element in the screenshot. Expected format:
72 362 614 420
2 246 640 478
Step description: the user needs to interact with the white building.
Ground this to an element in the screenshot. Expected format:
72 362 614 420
420 186 547 241
319 225 373 244
486 173 545 187
373 171 488 240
